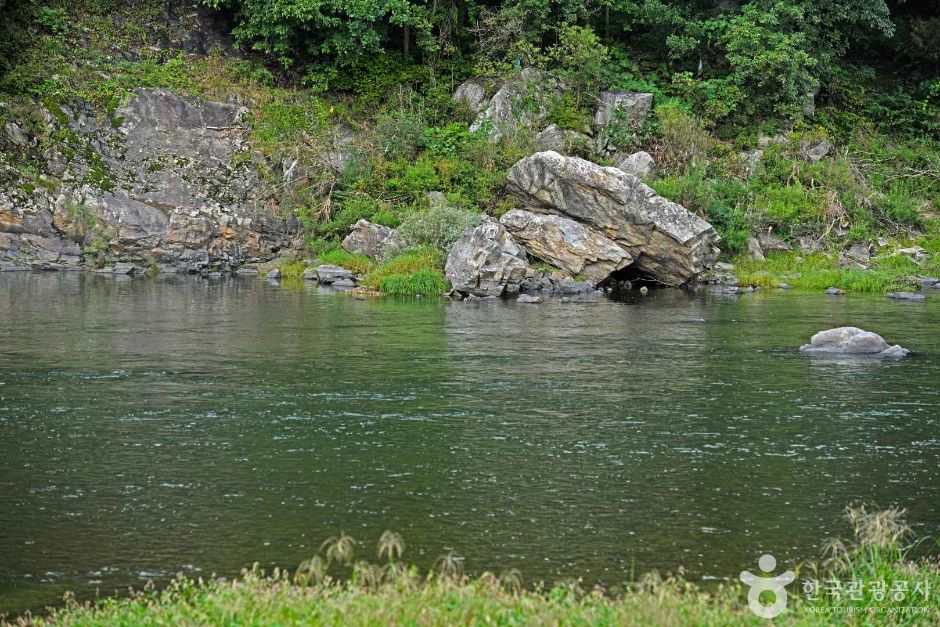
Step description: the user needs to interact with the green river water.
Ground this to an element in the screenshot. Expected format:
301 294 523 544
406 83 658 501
1 272 938 614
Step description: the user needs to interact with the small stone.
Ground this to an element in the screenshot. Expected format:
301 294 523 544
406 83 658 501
208 272 222 279
913 276 939 287
639 286 648 295
776 283 792 290
516 294 542 304
715 262 735 271
886 292 925 302
265 268 281 280
331 278 356 288
826 287 846 295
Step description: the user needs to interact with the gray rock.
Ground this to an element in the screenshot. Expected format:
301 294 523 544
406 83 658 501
499 209 632 285
614 151 655 177
844 243 872 265
341 219 404 260
886 292 925 302
747 237 765 261
265 268 281 280
470 69 563 140
594 91 653 128
913 276 939 288
315 264 355 285
796 236 823 254
799 327 909 358
826 287 846 295
506 151 719 286
1 88 301 275
777 283 792 290
330 277 356 288
516 294 542 304
113 262 137 275
445 221 528 296
757 232 791 254
302 267 318 281
3 122 29 147
715 262 735 271
739 149 763 176
803 140 833 163
554 277 596 295
533 124 591 155
453 79 489 114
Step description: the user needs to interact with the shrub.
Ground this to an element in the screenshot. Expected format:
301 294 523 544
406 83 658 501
651 104 714 173
395 196 479 256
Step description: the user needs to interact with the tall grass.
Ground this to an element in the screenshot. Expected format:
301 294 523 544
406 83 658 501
16 506 939 626
362 246 448 297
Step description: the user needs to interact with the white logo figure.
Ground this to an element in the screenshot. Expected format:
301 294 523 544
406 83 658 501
740 554 795 618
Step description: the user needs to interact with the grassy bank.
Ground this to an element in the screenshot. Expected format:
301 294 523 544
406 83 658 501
11 506 939 626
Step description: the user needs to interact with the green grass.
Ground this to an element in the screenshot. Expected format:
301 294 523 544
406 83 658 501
734 251 934 292
318 250 374 276
19 506 940 626
362 247 448 296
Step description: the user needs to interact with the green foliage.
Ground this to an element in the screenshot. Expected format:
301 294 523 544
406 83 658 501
363 246 447 296
734 251 930 293
318 249 374 275
395 195 479 255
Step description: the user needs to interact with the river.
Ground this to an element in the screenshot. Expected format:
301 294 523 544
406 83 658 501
1 272 938 614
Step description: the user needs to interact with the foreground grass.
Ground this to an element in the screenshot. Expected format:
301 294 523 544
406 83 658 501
12 506 939 626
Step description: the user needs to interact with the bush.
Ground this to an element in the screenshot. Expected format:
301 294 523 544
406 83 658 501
396 196 479 256
651 104 714 173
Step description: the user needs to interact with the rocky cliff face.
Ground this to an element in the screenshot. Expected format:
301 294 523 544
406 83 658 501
1 88 301 273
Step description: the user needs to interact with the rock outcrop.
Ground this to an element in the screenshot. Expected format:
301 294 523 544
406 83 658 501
342 219 404 260
799 327 909 358
452 79 489 115
594 91 654 128
1 89 302 273
445 220 529 296
469 69 563 140
505 151 719 286
500 209 632 285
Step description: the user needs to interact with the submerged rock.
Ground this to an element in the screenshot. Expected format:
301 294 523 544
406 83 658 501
505 151 719 286
516 294 542 304
445 220 529 297
886 291 926 302
799 327 909 358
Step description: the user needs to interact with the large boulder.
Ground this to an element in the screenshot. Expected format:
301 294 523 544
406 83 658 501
469 69 563 140
342 219 404 260
506 151 719 286
595 91 654 128
445 220 529 296
500 209 632 285
800 327 909 358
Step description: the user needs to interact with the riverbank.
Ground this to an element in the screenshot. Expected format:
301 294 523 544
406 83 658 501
9 507 939 626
